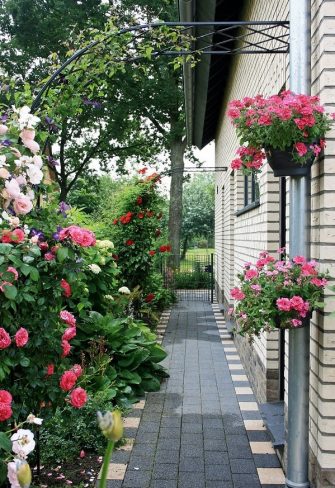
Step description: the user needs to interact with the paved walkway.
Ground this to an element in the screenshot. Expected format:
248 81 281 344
106 300 285 488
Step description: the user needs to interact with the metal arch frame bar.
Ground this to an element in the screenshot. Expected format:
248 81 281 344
31 20 289 112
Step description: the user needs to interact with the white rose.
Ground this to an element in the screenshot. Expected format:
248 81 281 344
26 164 43 185
32 155 43 168
11 429 35 457
0 155 7 166
118 286 131 295
104 295 114 301
88 264 101 274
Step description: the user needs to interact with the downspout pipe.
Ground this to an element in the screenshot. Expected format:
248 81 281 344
286 1 311 487
179 0 194 145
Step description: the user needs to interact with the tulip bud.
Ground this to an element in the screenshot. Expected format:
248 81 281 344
16 460 32 488
97 410 123 441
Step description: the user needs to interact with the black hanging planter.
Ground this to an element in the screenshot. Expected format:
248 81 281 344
273 312 312 330
265 147 315 177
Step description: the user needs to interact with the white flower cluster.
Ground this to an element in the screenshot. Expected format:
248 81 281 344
0 106 45 218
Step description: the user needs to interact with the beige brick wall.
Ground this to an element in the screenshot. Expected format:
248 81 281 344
213 0 335 485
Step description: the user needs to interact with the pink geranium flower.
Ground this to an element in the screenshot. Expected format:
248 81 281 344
60 310 76 327
230 287 245 300
276 298 291 312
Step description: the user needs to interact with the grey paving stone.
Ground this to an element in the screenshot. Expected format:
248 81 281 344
204 451 230 465
230 458 257 474
137 422 161 434
128 456 155 471
155 449 180 464
178 472 205 488
204 438 227 451
152 463 178 480
253 453 281 468
106 481 123 488
247 430 271 442
205 464 232 481
150 480 178 488
122 469 151 488
179 456 204 472
232 473 262 488
180 444 204 458
158 427 180 439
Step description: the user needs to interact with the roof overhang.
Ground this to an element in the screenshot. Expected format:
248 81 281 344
180 0 245 149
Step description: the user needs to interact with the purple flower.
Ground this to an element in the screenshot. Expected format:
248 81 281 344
82 97 102 109
52 232 60 241
29 228 45 240
1 139 12 146
45 117 59 134
1 114 8 123
47 156 59 167
58 201 71 217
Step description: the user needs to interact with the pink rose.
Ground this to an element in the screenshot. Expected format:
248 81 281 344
311 277 327 287
62 327 76 341
0 124 8 135
7 267 18 280
15 327 29 347
22 138 40 154
0 390 12 404
7 461 19 487
60 311 76 327
44 252 55 261
71 364 83 378
61 340 71 357
46 364 55 376
13 196 33 215
59 226 96 247
0 168 10 179
0 328 11 349
70 388 87 408
0 402 12 422
276 298 291 312
59 371 77 391
20 129 35 141
291 319 302 328
5 179 21 199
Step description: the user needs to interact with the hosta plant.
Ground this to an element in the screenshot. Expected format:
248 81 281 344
230 250 329 338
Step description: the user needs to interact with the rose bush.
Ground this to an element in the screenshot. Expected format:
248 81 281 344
228 91 334 174
230 250 329 338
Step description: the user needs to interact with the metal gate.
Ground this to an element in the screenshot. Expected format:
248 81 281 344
159 253 214 302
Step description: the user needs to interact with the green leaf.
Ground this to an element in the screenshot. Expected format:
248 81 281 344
57 247 69 263
20 357 30 367
3 284 17 300
20 264 32 276
0 432 11 452
30 268 39 281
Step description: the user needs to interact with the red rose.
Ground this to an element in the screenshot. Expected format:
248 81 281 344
44 252 55 261
0 402 12 422
15 327 29 347
137 196 143 205
159 245 167 253
155 229 161 237
149 250 156 256
138 212 145 219
46 364 55 376
60 279 72 298
119 212 133 225
2 228 25 244
146 210 154 218
126 239 135 246
0 328 11 349
145 293 155 303
70 387 88 408
113 218 119 225
60 371 77 391
39 242 49 252
0 390 12 404
112 254 119 261
61 340 71 357
62 327 76 341
138 167 147 174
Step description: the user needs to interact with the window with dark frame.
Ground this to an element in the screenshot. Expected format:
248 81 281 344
244 173 259 207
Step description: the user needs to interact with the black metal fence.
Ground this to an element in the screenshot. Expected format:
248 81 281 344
159 253 214 302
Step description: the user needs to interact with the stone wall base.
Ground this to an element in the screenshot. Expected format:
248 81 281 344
310 451 335 488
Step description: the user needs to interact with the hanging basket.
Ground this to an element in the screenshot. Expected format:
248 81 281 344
273 312 312 330
265 147 315 177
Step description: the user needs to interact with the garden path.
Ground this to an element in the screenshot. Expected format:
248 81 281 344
104 300 285 488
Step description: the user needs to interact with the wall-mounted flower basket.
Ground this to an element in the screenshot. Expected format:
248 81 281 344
227 91 334 177
273 312 312 330
265 147 315 177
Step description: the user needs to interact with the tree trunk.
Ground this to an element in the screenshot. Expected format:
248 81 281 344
168 138 186 268
181 235 188 260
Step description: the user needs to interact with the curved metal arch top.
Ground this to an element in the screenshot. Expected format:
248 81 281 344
31 20 289 112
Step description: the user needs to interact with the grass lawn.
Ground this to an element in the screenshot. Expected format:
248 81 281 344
185 248 215 258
